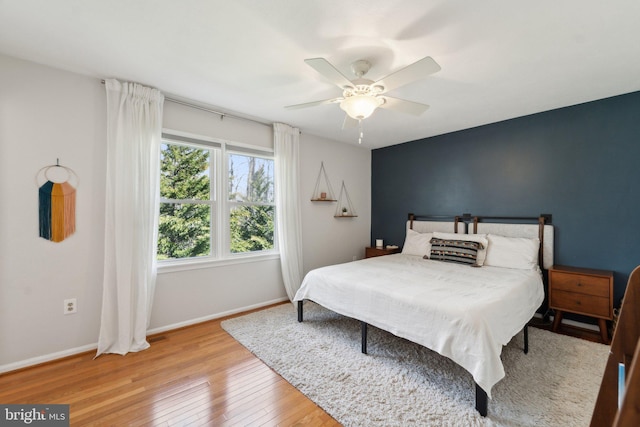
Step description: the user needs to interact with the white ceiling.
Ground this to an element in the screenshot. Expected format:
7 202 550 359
2 0 640 149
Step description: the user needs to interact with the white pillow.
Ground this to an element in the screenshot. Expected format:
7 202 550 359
402 229 433 257
484 234 540 270
432 232 489 265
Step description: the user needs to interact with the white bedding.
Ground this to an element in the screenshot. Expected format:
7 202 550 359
293 254 544 397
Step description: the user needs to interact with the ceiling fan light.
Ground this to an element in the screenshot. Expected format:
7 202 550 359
340 95 383 120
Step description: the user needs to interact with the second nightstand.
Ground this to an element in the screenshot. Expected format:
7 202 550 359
548 264 614 344
365 246 401 258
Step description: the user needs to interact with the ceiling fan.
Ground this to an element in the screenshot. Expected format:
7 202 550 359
285 56 441 128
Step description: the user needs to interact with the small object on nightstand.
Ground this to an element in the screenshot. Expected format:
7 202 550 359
548 264 614 344
375 239 383 248
365 246 400 258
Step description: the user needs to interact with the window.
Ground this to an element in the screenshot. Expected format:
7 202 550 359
228 152 275 253
157 132 276 263
158 142 213 260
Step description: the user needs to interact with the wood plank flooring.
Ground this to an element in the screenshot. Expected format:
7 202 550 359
0 304 340 426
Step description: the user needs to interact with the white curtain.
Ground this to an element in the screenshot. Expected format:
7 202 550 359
274 123 304 300
96 79 164 356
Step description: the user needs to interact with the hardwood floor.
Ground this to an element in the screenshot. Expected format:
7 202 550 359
0 304 340 426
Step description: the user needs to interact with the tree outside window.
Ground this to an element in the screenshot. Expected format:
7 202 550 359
228 153 275 253
158 143 211 260
157 138 276 261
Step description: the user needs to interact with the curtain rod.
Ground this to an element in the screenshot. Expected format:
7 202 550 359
100 79 271 128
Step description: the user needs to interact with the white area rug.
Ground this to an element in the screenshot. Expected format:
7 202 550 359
221 302 608 427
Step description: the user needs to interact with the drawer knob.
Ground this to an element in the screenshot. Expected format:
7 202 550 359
576 300 581 305
577 282 582 287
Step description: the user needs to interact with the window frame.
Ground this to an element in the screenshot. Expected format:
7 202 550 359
226 148 276 255
157 130 279 273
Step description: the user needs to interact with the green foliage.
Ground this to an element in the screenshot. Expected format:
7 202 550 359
160 144 209 200
230 205 274 253
228 154 275 254
249 162 273 203
158 145 211 259
157 144 275 259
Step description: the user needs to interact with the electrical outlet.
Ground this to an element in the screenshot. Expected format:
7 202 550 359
64 298 77 315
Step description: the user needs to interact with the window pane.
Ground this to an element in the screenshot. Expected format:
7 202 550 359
228 154 274 203
229 205 274 253
158 202 211 259
160 144 210 200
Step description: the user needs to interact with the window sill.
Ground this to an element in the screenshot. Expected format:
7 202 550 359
157 252 280 274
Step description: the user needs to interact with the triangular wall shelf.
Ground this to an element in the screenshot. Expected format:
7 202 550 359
334 181 357 218
311 161 337 201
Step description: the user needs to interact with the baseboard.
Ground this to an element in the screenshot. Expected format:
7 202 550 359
0 297 290 375
146 297 289 335
0 343 98 375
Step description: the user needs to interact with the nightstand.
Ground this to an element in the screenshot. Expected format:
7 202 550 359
548 265 614 344
365 246 401 258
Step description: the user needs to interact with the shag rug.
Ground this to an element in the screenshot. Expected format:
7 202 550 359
221 302 608 427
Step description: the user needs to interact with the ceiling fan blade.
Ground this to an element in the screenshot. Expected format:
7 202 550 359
379 96 430 116
285 97 343 110
342 114 358 129
305 58 354 89
374 56 441 93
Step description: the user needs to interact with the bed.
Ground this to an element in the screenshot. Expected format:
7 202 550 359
294 214 553 416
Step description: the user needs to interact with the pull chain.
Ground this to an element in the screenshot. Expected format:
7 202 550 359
358 119 364 144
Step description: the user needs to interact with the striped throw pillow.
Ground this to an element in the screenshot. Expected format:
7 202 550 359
428 238 484 265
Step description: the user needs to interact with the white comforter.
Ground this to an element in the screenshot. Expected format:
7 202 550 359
293 254 544 397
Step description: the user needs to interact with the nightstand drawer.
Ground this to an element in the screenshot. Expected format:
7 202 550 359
549 271 610 297
550 290 611 318
549 265 614 343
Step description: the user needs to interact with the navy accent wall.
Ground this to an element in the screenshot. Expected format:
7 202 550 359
372 91 640 305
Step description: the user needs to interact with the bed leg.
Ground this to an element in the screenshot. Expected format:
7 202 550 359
524 324 529 354
361 321 368 354
475 383 488 417
297 300 303 323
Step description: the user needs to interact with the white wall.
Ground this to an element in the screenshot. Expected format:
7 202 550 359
300 134 372 273
0 53 371 371
0 54 107 369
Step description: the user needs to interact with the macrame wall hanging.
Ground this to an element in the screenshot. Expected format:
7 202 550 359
36 160 78 242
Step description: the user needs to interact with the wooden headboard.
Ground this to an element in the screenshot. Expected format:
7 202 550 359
407 213 554 270
407 213 465 234
470 215 554 270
